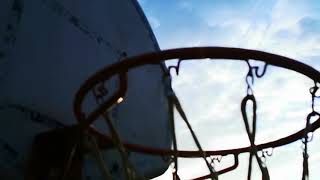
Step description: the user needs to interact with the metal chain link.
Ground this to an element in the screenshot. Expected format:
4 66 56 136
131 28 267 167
85 134 113 180
243 61 270 180
171 94 219 180
302 81 320 180
101 113 144 180
168 95 180 180
92 78 144 180
245 60 268 95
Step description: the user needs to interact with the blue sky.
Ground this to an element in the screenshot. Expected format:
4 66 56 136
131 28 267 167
141 0 320 60
139 0 320 179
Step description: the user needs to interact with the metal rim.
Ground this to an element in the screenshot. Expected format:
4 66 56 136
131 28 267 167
74 46 320 157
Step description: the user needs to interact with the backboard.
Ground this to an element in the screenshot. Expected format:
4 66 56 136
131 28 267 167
0 0 171 179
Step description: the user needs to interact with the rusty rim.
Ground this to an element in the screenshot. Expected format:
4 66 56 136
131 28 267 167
74 47 320 157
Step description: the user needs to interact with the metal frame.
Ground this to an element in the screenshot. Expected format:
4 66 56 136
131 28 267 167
74 46 320 158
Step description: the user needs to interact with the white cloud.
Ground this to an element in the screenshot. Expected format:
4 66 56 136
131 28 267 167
137 0 146 5
151 0 320 179
178 1 193 11
149 16 161 29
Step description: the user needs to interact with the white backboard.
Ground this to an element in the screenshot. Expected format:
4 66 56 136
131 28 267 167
0 0 171 179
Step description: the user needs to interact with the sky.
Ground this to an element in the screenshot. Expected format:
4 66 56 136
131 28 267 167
139 0 320 179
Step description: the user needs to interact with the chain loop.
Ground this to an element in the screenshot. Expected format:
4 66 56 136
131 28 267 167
243 61 270 180
168 59 183 76
171 94 219 180
301 81 320 180
245 60 268 95
241 95 270 180
263 148 273 157
208 155 222 170
245 60 268 94
309 81 320 112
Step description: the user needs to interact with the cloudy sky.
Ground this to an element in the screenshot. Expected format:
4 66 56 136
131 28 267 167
139 0 320 179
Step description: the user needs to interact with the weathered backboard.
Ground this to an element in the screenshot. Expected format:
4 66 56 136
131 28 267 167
0 0 171 179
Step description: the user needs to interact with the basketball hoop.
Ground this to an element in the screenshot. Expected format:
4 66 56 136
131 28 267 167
74 47 320 179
